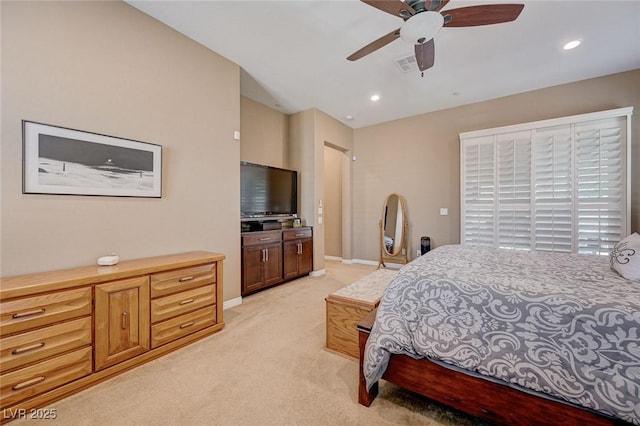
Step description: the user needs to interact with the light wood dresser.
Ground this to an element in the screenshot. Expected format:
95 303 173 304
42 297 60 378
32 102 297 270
0 251 224 422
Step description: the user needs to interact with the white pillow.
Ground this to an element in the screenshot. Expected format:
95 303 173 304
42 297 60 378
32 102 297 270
610 232 640 281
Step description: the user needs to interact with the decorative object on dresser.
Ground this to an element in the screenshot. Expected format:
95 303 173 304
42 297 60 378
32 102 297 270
0 251 224 421
22 121 162 198
325 268 397 359
241 227 313 296
96 253 119 266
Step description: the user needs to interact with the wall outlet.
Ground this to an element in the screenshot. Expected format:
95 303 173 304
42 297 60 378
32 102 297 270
416 249 421 258
440 208 448 216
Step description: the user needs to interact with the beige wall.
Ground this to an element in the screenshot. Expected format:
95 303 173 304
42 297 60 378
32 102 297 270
323 145 342 257
1 1 243 300
240 96 288 168
289 108 354 271
353 69 640 262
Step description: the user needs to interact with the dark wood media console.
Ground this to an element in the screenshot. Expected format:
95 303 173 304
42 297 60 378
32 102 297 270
241 227 313 296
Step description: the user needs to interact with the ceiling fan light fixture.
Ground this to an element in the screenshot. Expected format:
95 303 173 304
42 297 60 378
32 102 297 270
400 11 444 45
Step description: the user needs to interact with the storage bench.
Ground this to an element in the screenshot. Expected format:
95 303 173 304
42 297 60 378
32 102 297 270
325 269 397 359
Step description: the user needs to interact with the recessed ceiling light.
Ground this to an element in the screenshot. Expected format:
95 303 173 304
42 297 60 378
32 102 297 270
370 94 380 102
563 40 581 50
344 115 354 121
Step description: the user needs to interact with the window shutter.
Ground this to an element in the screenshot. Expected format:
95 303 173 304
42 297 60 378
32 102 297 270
497 132 531 250
462 137 495 246
575 117 626 254
532 125 573 252
460 107 631 255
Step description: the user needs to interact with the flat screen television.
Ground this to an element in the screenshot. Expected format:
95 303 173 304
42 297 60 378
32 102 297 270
241 162 298 220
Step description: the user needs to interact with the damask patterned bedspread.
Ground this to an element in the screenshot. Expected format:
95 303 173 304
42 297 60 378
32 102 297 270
363 245 640 424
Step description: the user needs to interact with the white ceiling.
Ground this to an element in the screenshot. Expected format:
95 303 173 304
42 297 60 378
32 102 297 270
127 0 640 129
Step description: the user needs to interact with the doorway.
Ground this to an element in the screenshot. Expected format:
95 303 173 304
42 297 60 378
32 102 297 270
323 144 343 260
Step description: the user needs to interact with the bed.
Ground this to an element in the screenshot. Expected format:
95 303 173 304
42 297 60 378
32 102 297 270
359 245 640 425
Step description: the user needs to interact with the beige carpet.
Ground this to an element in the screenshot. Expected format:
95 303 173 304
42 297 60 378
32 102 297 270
15 261 487 426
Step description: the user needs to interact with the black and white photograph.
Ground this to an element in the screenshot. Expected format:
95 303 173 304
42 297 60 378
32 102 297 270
23 121 162 197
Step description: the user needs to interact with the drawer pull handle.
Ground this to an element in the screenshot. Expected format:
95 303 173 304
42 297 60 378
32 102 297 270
179 298 195 305
259 237 271 241
12 376 46 391
12 308 46 319
122 312 128 330
179 276 194 282
12 342 46 355
179 321 195 329
295 233 305 237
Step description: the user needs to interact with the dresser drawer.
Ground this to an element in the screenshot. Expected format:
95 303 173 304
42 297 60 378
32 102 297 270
0 288 92 336
0 346 92 408
242 231 282 246
150 263 216 298
0 317 92 372
151 306 216 348
151 284 216 323
283 228 312 240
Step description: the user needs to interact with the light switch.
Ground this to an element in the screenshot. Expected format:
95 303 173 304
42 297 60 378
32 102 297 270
440 208 448 216
233 130 240 140
318 207 323 215
318 216 323 224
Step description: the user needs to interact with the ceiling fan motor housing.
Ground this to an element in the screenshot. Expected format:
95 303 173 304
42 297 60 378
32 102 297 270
400 11 444 45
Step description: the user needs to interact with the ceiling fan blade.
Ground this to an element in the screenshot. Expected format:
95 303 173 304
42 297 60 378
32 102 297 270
443 4 524 27
361 0 415 18
347 28 400 61
415 39 435 71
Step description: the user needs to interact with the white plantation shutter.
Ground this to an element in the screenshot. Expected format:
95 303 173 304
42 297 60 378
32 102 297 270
575 117 626 254
460 107 632 254
462 137 495 246
533 125 573 252
497 132 531 250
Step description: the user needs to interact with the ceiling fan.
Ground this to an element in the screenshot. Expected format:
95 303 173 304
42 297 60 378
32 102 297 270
347 0 524 73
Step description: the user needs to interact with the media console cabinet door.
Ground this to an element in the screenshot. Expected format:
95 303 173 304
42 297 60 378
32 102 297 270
95 276 150 371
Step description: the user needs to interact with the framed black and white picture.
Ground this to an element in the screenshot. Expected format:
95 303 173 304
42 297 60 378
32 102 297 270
23 121 162 198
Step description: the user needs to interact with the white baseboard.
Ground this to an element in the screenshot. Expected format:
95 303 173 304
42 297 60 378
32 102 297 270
324 255 354 265
223 297 242 310
324 255 342 262
351 258 378 266
309 269 326 277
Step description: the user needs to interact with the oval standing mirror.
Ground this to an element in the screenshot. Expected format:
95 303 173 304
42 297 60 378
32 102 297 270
383 194 403 256
379 193 408 268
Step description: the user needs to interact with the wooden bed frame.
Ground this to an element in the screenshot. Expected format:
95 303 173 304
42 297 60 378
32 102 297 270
357 309 632 426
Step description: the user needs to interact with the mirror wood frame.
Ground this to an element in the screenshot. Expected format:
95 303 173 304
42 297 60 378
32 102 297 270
378 193 409 268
